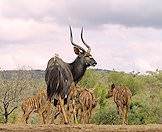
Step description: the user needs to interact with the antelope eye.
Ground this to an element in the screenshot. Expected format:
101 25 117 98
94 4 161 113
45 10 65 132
85 56 90 59
85 55 92 58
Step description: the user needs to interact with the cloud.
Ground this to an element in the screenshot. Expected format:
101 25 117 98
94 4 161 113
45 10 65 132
0 41 74 70
0 0 55 18
63 0 162 28
0 16 63 44
0 0 162 73
1 0 162 28
90 24 162 72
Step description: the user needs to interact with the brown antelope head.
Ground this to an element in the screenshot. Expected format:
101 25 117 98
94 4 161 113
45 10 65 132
92 98 98 108
106 83 115 98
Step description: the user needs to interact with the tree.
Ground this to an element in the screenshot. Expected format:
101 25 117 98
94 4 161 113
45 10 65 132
0 70 33 123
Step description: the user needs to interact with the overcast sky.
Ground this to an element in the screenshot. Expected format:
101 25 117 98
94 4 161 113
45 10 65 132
0 0 162 73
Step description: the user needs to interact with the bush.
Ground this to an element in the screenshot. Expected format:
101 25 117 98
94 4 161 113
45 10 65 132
128 93 160 125
91 106 120 125
107 71 144 95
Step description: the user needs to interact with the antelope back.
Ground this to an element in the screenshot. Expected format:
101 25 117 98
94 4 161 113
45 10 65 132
79 89 94 109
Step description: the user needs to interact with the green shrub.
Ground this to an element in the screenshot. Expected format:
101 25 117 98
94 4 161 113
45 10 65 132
128 93 160 125
91 106 120 125
8 112 17 124
107 71 144 95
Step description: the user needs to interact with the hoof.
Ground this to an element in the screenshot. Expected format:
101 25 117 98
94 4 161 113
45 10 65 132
64 122 69 125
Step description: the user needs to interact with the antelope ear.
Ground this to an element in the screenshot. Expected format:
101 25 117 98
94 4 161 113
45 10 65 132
73 47 80 55
74 47 85 55
111 83 115 89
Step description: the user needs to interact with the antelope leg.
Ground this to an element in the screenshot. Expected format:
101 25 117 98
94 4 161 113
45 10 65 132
59 96 69 124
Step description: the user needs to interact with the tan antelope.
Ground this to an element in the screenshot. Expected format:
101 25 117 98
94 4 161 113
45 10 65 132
77 88 97 124
67 85 97 124
53 85 97 124
106 84 132 124
21 90 52 124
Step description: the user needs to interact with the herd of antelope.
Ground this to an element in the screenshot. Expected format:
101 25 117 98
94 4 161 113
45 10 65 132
21 26 132 125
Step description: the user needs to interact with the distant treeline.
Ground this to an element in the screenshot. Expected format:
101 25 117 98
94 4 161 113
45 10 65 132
0 70 45 79
0 69 112 79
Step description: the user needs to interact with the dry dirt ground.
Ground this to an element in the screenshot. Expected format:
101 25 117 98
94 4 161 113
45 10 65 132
0 124 162 132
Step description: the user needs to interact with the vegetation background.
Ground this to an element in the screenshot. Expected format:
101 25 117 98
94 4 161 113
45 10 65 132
0 69 161 125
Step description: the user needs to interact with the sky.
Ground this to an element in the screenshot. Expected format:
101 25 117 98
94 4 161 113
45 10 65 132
0 0 162 73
